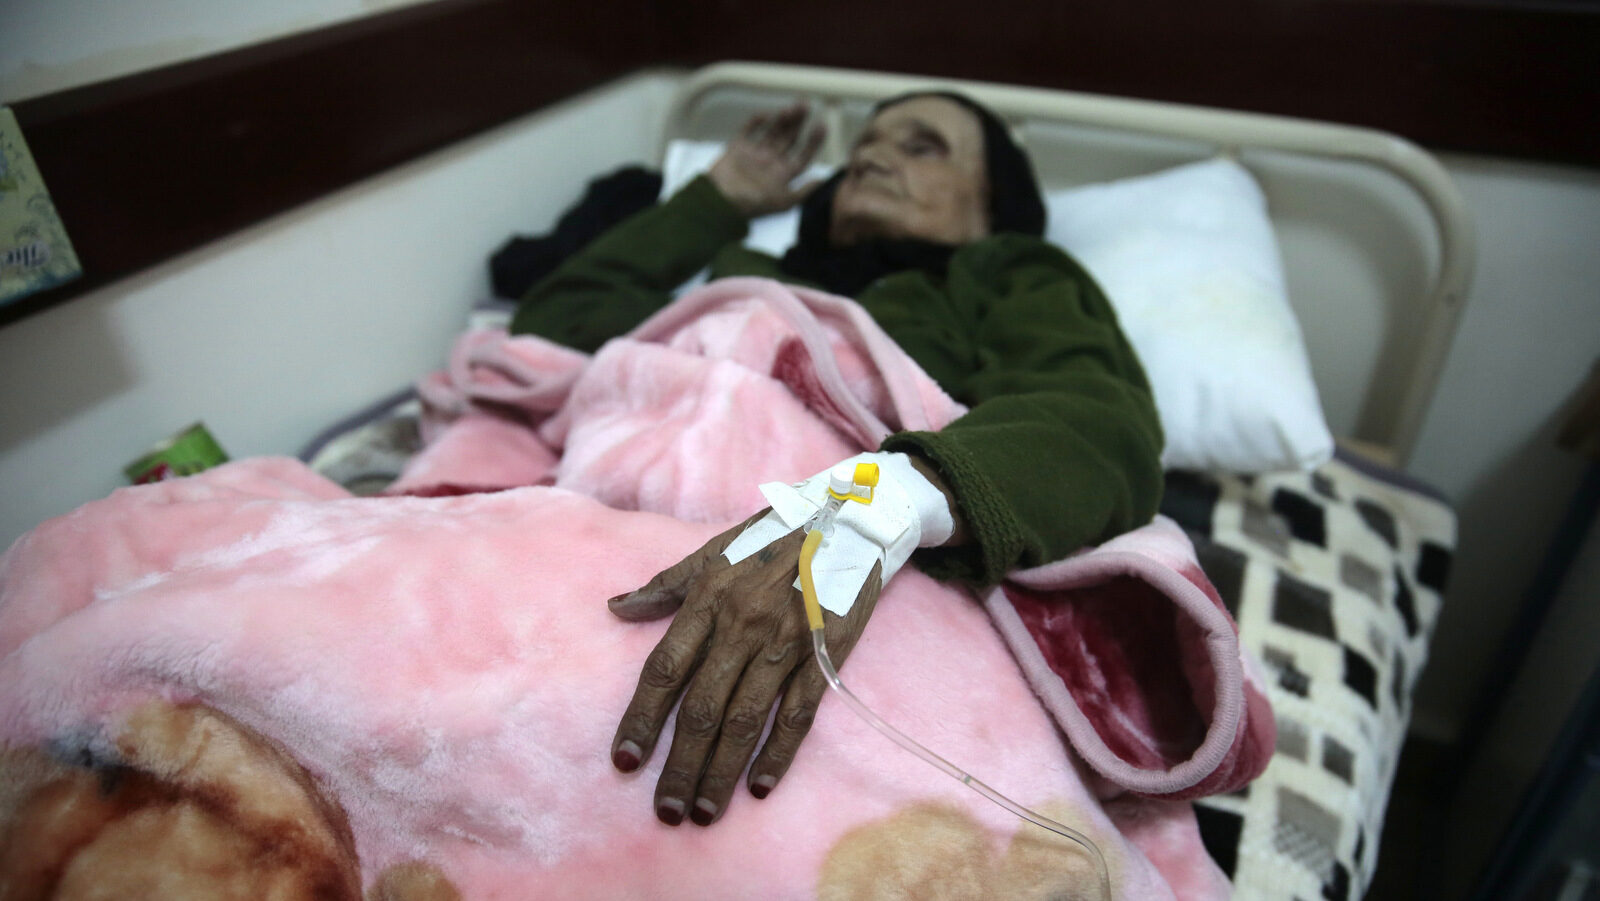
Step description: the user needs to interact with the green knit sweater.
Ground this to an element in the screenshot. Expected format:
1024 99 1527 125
510 176 1164 586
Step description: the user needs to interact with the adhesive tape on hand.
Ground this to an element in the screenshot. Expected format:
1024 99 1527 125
721 452 954 616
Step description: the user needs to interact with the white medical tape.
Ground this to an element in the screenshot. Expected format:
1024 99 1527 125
722 452 954 617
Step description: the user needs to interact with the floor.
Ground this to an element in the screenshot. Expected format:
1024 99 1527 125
1365 737 1457 900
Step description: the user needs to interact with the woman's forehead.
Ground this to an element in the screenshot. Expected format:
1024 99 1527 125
867 97 984 150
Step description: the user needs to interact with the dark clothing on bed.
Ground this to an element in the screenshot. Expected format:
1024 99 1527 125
509 175 1164 586
490 166 663 300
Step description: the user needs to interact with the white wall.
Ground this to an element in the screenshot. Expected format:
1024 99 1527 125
1405 155 1600 745
0 72 678 549
0 0 442 102
1401 155 1600 890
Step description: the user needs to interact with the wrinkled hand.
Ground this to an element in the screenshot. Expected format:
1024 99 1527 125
707 102 827 218
607 510 881 826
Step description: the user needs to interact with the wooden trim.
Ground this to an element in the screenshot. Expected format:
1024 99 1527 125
5 0 1596 326
701 0 1600 166
4 0 664 325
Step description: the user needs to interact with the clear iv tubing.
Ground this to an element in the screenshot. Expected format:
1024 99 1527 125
798 529 1112 901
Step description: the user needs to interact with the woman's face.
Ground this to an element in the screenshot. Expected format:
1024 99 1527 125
830 97 990 247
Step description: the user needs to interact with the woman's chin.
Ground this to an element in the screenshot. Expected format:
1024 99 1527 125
829 211 908 246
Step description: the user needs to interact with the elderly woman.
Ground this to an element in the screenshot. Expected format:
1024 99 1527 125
510 93 1164 828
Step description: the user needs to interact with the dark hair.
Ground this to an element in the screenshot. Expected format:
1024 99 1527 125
780 91 1046 295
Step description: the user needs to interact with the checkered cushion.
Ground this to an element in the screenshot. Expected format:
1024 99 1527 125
1163 452 1454 900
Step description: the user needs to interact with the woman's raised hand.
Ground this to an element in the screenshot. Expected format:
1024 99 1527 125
606 511 880 827
707 102 827 218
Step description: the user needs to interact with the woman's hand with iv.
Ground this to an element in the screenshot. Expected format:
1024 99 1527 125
707 102 826 218
607 454 966 826
606 510 882 827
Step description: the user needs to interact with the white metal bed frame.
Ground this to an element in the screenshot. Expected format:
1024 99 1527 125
662 62 1475 468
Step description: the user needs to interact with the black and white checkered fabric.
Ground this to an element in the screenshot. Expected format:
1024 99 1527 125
1161 452 1455 900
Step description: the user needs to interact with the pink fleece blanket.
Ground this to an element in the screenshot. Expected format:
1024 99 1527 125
0 278 1270 900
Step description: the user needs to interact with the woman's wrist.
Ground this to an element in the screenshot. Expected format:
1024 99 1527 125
906 454 969 546
704 166 765 219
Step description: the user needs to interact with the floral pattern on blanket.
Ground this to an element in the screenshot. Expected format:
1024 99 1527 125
1161 455 1454 901
4 281 1279 901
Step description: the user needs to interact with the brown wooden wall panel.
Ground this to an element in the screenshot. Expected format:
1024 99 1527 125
5 0 663 325
681 0 1600 165
5 0 1597 326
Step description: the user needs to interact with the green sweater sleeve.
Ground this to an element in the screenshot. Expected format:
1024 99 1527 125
880 237 1165 586
508 175 749 352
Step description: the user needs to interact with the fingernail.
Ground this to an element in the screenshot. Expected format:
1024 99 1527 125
750 775 776 799
657 797 685 826
690 797 717 826
613 740 641 772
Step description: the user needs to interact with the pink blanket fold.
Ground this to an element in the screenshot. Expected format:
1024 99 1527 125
0 277 1270 900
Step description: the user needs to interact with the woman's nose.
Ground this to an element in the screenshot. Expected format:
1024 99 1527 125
851 144 894 177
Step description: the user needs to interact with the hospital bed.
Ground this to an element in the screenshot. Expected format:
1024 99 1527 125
0 59 1451 898
296 62 1468 898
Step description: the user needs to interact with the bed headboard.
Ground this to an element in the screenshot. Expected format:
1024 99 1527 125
661 62 1475 468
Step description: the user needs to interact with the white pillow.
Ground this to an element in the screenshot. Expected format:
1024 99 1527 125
660 141 1333 473
1046 159 1333 473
